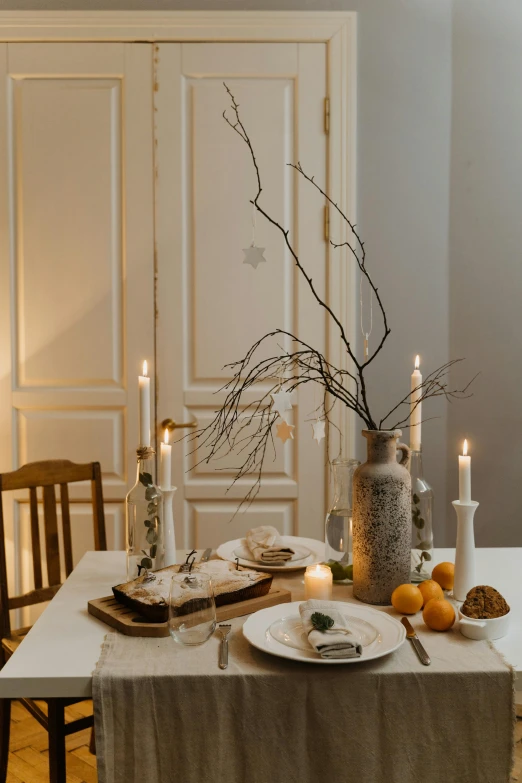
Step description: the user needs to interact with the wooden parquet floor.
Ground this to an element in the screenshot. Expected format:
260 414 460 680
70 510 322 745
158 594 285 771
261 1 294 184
4 701 522 782
6 701 96 783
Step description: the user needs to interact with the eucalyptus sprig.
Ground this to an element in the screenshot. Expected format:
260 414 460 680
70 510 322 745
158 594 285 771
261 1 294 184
412 493 432 574
137 471 160 574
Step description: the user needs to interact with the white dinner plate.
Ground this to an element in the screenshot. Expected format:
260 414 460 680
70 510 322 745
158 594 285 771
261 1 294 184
216 536 324 572
243 601 406 664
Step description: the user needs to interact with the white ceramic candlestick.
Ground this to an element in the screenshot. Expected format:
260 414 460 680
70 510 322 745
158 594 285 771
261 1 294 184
161 487 178 567
452 499 479 601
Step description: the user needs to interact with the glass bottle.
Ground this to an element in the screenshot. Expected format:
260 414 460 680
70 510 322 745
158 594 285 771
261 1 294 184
409 448 434 582
325 457 359 570
126 446 164 580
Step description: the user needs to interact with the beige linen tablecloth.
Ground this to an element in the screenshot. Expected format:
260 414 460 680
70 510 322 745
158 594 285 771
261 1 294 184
93 572 514 783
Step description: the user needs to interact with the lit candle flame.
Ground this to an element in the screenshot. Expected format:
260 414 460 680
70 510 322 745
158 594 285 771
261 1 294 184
164 428 169 445
142 360 148 377
463 439 468 456
415 355 420 370
314 564 322 575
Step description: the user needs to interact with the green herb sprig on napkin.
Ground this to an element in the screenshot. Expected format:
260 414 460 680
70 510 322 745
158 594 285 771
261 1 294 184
311 612 335 632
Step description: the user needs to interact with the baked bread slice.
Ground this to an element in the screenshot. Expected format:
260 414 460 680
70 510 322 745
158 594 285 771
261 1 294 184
113 560 273 623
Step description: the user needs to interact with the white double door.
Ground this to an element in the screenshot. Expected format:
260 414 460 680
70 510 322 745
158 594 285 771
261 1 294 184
0 41 332 577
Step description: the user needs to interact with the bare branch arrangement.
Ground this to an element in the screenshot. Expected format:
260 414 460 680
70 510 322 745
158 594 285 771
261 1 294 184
187 85 475 510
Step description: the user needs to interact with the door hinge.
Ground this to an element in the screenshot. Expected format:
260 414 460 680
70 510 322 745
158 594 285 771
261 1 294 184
324 205 330 242
324 96 330 135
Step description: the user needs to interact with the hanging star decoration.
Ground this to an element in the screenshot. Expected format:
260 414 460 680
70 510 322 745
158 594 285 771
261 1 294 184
312 419 326 444
271 389 293 420
243 244 266 269
276 419 295 444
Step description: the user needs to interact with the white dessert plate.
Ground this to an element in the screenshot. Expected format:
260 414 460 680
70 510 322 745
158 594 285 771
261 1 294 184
243 601 406 664
216 536 324 572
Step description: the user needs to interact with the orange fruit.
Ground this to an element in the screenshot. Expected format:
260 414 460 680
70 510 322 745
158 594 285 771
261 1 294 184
391 583 423 615
417 579 444 607
431 562 455 590
423 598 456 631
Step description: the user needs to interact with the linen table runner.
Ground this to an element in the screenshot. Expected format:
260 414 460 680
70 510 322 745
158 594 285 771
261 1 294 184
93 605 514 783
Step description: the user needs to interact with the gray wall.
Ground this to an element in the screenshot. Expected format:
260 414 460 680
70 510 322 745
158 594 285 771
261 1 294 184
448 0 522 546
8 0 518 547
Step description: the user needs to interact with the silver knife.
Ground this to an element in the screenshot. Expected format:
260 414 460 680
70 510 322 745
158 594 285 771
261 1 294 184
401 617 431 666
200 548 212 562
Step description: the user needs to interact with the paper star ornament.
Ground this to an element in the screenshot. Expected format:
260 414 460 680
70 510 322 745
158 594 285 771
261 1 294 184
276 419 295 444
271 389 293 420
243 244 266 269
312 419 326 444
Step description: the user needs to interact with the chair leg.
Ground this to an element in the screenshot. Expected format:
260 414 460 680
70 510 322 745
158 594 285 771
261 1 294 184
47 699 66 783
0 699 11 783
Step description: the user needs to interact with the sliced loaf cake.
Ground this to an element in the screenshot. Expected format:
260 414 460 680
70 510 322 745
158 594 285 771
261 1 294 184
113 560 273 622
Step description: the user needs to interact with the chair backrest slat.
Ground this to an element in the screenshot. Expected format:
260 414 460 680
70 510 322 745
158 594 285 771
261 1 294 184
92 463 107 552
29 487 43 590
0 460 107 637
60 483 74 577
9 584 60 611
1 460 93 491
42 485 61 587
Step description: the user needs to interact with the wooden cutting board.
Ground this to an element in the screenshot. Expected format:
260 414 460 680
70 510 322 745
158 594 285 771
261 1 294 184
88 587 292 638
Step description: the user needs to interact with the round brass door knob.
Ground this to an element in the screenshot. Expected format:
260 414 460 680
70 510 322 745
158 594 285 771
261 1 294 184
161 417 198 431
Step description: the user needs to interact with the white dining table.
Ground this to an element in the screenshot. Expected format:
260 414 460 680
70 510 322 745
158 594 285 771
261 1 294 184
0 547 520 700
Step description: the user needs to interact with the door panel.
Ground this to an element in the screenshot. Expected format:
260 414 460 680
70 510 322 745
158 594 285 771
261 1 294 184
155 43 328 549
0 43 154 613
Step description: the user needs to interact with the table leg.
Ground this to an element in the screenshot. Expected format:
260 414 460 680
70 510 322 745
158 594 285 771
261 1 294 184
47 699 66 783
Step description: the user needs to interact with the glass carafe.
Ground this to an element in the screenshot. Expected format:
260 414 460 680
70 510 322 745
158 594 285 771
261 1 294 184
325 457 359 574
409 448 434 582
126 447 164 580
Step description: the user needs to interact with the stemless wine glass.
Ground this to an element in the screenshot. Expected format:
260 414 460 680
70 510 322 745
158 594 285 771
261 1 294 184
168 572 216 645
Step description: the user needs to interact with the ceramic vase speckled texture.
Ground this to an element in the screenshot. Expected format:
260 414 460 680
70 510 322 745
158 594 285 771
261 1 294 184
352 430 412 605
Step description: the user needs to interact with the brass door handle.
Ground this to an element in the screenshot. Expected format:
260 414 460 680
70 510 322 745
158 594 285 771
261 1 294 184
161 417 198 432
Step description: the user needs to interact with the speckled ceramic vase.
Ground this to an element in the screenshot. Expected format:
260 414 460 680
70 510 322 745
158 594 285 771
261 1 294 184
352 430 412 605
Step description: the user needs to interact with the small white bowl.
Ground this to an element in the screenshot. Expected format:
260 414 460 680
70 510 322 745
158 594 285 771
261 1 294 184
458 608 510 641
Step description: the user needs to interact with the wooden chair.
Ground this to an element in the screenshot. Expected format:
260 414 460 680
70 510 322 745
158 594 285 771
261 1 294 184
0 460 107 783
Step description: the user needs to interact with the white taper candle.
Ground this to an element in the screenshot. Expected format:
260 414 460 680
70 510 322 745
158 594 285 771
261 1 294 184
458 439 471 503
138 360 151 447
160 428 172 490
410 355 422 451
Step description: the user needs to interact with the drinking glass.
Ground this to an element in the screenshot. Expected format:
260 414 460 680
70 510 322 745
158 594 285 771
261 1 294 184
168 572 216 645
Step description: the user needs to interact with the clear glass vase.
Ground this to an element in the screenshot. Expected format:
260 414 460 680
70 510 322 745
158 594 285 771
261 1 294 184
325 457 359 579
126 447 164 580
409 448 434 582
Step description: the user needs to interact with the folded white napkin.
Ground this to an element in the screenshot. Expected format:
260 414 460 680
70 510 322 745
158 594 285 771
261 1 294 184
245 526 295 564
299 600 363 659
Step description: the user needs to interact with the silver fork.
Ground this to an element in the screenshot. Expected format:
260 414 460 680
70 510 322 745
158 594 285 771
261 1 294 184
218 624 231 670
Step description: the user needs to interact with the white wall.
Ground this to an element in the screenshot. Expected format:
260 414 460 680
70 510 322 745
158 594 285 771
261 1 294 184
7 0 494 547
448 0 522 546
